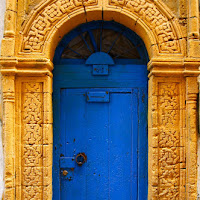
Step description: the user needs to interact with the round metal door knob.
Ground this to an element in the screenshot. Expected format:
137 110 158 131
76 153 87 165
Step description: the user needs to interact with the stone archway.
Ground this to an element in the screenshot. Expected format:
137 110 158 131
0 0 199 199
20 0 184 59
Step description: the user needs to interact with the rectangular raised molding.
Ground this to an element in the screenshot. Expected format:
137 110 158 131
148 76 186 199
15 77 53 200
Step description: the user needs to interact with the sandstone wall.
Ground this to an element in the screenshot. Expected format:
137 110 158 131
0 0 5 198
0 0 200 199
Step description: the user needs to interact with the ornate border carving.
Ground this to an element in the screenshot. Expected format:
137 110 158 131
21 82 43 199
15 77 53 200
21 0 182 55
148 77 186 199
1 0 199 199
108 0 181 54
22 0 98 53
158 82 182 198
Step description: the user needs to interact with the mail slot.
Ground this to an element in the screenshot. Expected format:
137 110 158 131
87 91 110 102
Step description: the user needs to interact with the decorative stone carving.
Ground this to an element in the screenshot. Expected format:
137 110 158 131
22 0 98 52
21 82 44 197
22 186 43 199
1 0 200 198
21 0 182 55
108 0 180 53
158 83 181 198
148 78 186 200
23 124 42 145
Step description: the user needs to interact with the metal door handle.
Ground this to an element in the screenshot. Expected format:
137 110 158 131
76 153 87 166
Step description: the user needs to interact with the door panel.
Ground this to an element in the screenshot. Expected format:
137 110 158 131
53 64 147 88
109 91 138 200
60 89 138 199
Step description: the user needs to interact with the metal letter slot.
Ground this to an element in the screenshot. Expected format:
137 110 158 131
87 91 109 103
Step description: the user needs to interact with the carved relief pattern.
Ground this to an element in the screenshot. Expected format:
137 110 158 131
22 0 97 52
22 186 43 199
21 82 44 198
109 0 180 53
23 124 42 145
22 167 43 185
158 83 181 199
23 145 42 166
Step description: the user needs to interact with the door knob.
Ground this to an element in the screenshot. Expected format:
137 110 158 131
76 153 87 166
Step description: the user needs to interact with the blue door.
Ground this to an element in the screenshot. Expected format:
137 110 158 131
53 21 148 200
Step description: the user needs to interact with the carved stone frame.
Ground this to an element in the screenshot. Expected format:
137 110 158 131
0 0 200 199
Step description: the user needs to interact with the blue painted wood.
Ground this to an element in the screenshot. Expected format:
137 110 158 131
53 64 147 89
53 74 148 200
60 157 75 168
92 64 109 75
53 21 148 200
138 88 148 199
86 52 114 65
88 30 98 52
85 90 109 199
59 88 140 199
79 31 93 53
53 89 61 200
109 90 138 199
58 58 146 65
60 89 88 199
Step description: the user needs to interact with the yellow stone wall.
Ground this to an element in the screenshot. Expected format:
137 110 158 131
0 0 200 199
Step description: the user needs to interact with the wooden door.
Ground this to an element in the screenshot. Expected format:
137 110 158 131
53 21 148 200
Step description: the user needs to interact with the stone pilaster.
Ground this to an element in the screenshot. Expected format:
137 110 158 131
186 76 198 199
15 76 53 200
148 73 186 199
2 75 15 199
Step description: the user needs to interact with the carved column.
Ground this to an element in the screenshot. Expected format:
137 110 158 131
148 73 185 199
2 75 15 199
186 76 198 199
148 74 159 199
15 74 53 200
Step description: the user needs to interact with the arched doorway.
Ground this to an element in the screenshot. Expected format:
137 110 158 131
53 21 148 199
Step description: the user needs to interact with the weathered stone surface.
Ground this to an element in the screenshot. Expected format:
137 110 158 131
0 0 200 199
